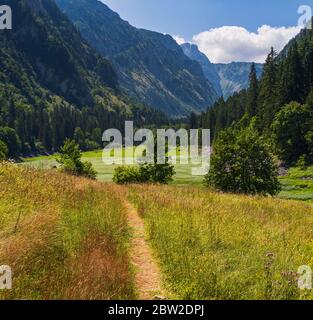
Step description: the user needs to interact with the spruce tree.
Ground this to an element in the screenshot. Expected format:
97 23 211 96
257 47 279 130
246 63 259 117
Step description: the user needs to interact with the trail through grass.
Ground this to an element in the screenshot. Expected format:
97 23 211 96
123 197 166 299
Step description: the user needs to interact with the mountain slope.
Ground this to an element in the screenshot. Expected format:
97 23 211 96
3 0 117 107
215 62 263 99
55 0 219 116
181 43 223 98
0 0 166 154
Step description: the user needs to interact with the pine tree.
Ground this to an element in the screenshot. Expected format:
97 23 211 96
257 47 279 130
189 112 198 129
246 63 259 117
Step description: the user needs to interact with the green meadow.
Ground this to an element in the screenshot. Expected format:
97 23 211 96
23 149 313 202
22 148 204 186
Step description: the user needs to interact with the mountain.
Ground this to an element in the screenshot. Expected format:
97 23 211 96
55 0 219 117
180 43 263 99
214 62 263 99
181 43 223 98
0 0 166 155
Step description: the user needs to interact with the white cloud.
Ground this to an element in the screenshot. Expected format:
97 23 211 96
191 25 302 63
172 35 186 45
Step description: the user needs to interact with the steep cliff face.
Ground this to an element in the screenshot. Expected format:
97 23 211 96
181 43 223 98
181 43 263 99
215 62 263 99
55 0 219 116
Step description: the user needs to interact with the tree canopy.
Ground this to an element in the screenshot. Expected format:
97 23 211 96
204 123 281 196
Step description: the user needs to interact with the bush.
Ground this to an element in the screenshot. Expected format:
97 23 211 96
56 139 96 179
113 134 176 185
113 163 175 185
0 140 8 161
204 124 281 196
113 166 142 184
140 163 175 184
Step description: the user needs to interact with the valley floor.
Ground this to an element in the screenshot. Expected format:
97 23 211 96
24 150 313 201
1 163 313 300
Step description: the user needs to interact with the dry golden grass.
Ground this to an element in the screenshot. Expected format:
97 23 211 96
129 184 313 300
0 163 135 300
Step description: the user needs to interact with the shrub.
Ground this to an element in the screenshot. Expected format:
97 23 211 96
112 166 142 184
113 163 175 185
140 163 175 184
113 135 175 185
204 124 281 196
56 139 96 179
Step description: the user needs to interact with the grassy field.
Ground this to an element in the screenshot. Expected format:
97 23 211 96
0 163 135 300
2 162 313 300
129 184 313 300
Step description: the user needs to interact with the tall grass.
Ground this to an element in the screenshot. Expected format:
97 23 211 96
0 163 135 300
130 185 313 300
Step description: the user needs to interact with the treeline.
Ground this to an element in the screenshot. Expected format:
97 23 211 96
197 27 313 166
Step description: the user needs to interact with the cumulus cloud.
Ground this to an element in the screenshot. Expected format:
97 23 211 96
172 35 186 45
190 25 301 63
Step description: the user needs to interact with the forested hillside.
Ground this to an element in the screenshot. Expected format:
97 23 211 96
0 0 166 157
199 27 313 166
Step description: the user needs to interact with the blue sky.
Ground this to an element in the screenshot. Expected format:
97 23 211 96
101 0 309 63
102 0 305 37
